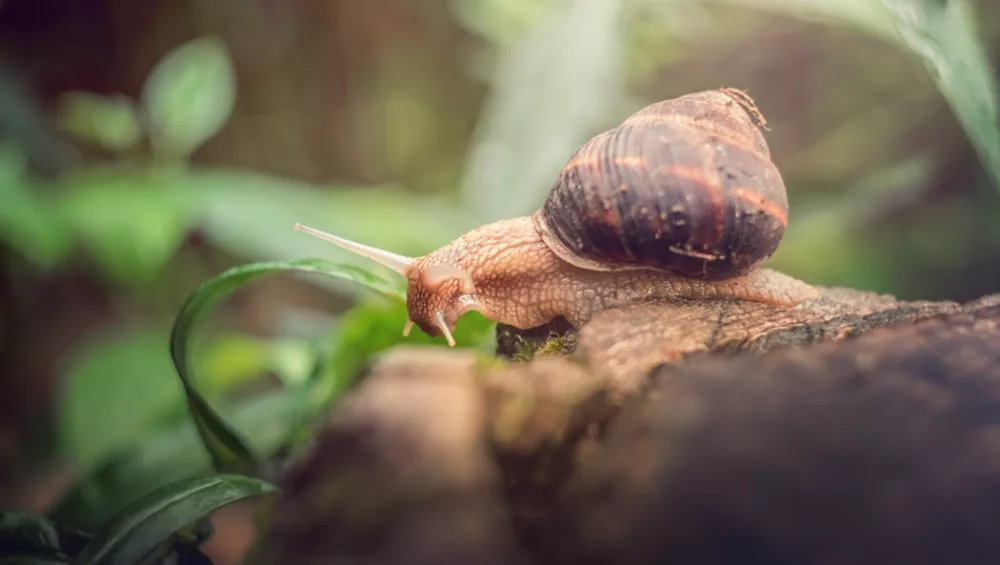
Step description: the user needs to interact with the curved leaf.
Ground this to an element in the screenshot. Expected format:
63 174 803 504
0 510 90 560
169 259 402 473
69 475 276 565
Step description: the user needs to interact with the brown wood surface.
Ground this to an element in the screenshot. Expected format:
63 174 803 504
248 289 1000 565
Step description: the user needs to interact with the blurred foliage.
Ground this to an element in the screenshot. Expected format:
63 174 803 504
142 37 237 163
879 0 1000 191
2 475 275 564
69 474 274 565
0 509 90 562
0 0 998 560
60 330 183 471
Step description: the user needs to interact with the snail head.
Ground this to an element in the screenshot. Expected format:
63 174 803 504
293 223 483 346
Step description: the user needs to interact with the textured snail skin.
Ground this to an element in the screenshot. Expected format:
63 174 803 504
404 216 818 339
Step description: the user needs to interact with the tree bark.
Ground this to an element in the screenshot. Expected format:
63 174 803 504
248 288 1000 565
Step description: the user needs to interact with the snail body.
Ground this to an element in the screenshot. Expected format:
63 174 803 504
295 88 817 346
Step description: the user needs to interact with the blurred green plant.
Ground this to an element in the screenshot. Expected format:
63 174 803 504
0 143 73 268
0 475 276 565
879 0 1000 193
70 475 274 565
0 34 234 286
59 331 185 472
57 93 142 154
50 391 299 530
0 510 91 562
141 37 237 163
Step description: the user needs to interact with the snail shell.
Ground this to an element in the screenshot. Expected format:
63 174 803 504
533 88 788 280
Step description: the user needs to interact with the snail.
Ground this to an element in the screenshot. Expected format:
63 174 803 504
295 88 818 346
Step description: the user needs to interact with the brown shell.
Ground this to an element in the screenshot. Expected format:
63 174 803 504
534 88 788 280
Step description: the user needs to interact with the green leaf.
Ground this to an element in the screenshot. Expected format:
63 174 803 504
141 36 236 161
878 0 1000 194
56 92 142 153
59 330 185 470
460 0 626 221
169 259 402 473
318 296 496 402
69 475 277 565
0 510 91 560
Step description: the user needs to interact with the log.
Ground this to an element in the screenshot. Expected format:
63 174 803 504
248 288 1000 565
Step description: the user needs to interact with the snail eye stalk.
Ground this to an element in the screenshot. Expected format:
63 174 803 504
293 223 414 276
